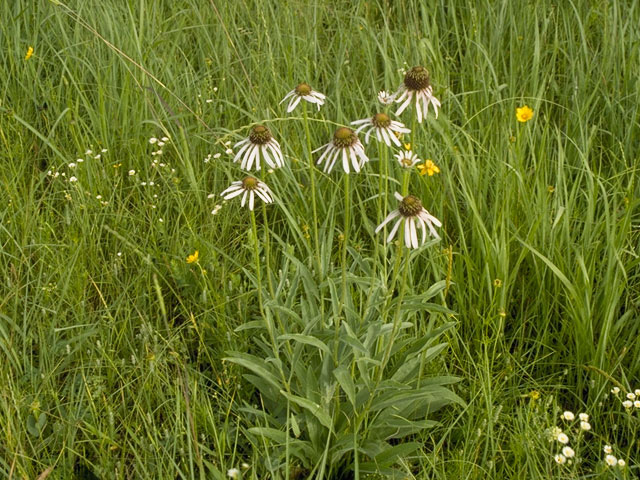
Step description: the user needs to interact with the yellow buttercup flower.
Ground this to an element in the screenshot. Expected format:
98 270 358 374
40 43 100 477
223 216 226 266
516 105 534 123
25 46 34 60
186 250 199 264
404 142 411 151
417 159 440 176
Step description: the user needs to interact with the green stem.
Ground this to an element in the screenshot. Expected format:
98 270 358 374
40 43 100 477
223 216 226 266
303 102 321 274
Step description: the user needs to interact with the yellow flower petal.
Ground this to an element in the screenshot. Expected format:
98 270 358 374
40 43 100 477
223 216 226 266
516 105 534 123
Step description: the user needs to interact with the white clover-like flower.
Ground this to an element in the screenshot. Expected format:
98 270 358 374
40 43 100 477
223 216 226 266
604 445 613 454
395 149 420 169
128 169 136 176
69 176 78 183
562 446 575 458
376 192 442 248
350 113 410 147
611 387 620 395
313 127 368 174
394 66 441 123
557 433 569 444
280 82 325 112
68 162 77 169
626 392 636 400
233 125 284 171
220 176 273 211
618 458 626 467
562 411 575 421
622 400 633 408
554 454 567 465
548 427 563 441
634 400 640 408
605 455 618 467
579 413 589 422
227 468 240 479
580 421 591 431
149 137 158 144
635 388 640 396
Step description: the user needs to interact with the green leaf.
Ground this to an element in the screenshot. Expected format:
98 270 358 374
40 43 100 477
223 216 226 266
278 334 330 354
280 390 333 430
333 365 356 407
224 352 281 391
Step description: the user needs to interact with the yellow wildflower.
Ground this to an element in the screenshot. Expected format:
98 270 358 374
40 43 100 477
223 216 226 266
493 278 502 288
25 46 34 60
404 142 411 151
417 159 440 176
186 250 199 264
516 105 534 123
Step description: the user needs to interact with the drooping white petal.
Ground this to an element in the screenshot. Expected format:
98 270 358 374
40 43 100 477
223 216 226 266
342 148 350 174
375 209 401 233
287 96 302 113
280 90 296 103
394 192 404 202
249 191 255 210
404 219 412 248
240 190 249 207
386 217 403 243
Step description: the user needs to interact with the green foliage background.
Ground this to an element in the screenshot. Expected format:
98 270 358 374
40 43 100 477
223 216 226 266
1 0 639 478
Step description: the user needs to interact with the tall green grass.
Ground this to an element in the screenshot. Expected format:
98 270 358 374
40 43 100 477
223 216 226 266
1 0 639 478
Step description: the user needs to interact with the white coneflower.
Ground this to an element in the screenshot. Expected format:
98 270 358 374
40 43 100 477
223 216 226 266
375 192 442 248
557 433 569 444
580 421 591 431
578 413 589 422
233 125 284 171
395 149 420 168
280 82 325 112
605 455 618 467
554 454 567 465
394 66 441 123
377 90 394 105
604 445 613 454
562 411 575 421
313 127 369 174
562 447 575 458
350 113 410 147
220 176 273 211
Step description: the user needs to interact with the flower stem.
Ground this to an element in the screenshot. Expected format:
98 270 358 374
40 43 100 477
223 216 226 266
341 172 351 311
303 102 321 274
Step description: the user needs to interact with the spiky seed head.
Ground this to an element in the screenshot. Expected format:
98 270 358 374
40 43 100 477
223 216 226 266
398 195 423 217
241 176 259 190
372 113 391 128
333 127 357 148
249 125 272 145
294 82 312 96
404 66 431 91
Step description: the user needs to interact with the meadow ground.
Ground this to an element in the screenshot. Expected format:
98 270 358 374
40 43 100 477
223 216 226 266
1 0 639 478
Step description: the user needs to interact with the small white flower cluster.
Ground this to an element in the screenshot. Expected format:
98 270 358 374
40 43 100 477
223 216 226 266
149 135 169 156
47 147 108 187
551 411 592 466
204 153 221 163
227 463 249 478
612 386 640 410
603 445 626 468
